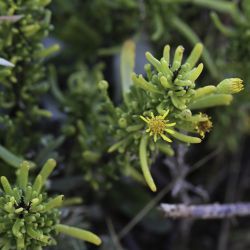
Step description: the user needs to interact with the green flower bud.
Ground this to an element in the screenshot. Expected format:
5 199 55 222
216 78 244 94
172 45 184 71
185 43 203 69
163 45 171 64
98 80 109 90
118 117 128 128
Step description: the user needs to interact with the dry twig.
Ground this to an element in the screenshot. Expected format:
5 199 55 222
160 203 250 219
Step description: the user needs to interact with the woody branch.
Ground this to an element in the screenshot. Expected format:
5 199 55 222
160 203 250 219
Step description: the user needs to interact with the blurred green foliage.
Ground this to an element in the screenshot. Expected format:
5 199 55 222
0 0 58 162
0 0 250 250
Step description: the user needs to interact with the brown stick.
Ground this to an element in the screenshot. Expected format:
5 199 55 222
160 203 250 219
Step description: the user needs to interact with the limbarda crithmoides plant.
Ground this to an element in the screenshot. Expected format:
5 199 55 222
107 42 243 192
0 159 101 249
1 0 250 249
0 44 245 248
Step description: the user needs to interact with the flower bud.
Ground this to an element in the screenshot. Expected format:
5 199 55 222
98 80 109 90
217 78 244 94
118 117 127 128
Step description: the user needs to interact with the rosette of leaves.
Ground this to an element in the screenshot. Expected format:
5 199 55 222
108 43 243 192
0 159 101 249
0 0 59 159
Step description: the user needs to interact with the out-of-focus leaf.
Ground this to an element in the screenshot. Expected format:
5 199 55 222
109 182 171 233
120 40 135 96
0 145 26 168
35 135 65 165
0 58 14 67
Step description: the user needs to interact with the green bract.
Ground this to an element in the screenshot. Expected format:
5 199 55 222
0 159 101 249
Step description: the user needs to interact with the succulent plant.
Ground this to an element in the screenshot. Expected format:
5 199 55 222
108 43 243 191
0 159 101 249
0 0 59 160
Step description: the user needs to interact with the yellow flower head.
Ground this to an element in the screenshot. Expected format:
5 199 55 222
140 110 176 142
196 118 213 138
